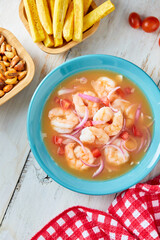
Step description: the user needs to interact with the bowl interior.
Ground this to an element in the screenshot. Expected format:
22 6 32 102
27 55 160 195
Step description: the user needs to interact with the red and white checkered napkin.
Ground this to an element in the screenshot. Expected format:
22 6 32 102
31 175 160 240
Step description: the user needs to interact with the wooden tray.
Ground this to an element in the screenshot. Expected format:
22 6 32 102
0 28 35 106
19 0 100 54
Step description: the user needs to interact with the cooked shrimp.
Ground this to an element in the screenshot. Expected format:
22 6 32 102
80 127 109 145
65 143 95 170
72 91 99 118
104 138 129 166
104 111 123 136
112 99 137 127
48 107 79 133
93 107 113 123
91 76 116 98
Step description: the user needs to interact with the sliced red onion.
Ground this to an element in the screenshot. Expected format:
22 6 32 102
147 120 154 128
123 118 126 130
74 107 88 130
109 102 118 112
104 144 125 162
92 121 106 125
107 86 120 101
92 158 104 178
123 137 137 152
117 99 130 103
61 134 86 152
126 104 136 115
120 140 125 154
135 104 141 121
73 110 82 121
136 137 144 153
80 158 100 168
144 114 152 120
76 77 88 84
143 127 151 152
107 134 119 145
78 93 100 103
58 88 76 96
71 128 82 136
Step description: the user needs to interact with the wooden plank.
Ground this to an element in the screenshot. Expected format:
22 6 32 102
0 1 160 240
0 1 67 224
0 152 115 240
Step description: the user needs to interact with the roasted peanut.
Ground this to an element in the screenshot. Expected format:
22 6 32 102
10 55 20 67
6 44 12 52
3 56 7 61
18 71 27 80
14 60 25 71
3 84 13 93
0 35 27 98
3 61 10 67
1 42 6 54
0 79 5 90
0 72 6 81
5 69 18 78
11 47 17 56
0 35 5 46
5 77 18 85
4 51 14 59
0 90 4 97
0 62 6 72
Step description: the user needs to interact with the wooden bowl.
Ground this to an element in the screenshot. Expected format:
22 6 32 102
0 28 35 106
19 0 100 54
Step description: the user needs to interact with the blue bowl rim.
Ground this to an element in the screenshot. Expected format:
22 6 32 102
27 54 160 195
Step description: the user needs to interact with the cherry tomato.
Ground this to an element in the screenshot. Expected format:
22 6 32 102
52 136 63 145
84 120 93 127
124 87 133 95
100 96 110 106
120 131 129 140
92 148 101 158
60 99 72 109
57 146 65 155
107 120 113 124
54 97 60 104
142 16 159 33
116 88 125 98
132 125 142 137
129 12 141 29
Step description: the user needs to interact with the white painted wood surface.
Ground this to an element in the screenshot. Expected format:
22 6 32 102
0 1 160 240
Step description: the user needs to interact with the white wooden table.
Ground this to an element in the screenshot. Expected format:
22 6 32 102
0 1 160 239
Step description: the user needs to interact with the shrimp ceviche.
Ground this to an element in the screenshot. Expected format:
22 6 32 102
41 70 153 180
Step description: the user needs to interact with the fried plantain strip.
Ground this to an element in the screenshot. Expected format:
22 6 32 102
47 0 55 20
53 0 69 47
36 0 53 35
83 0 92 15
83 0 115 32
73 0 83 42
23 0 45 42
63 1 74 42
43 31 54 47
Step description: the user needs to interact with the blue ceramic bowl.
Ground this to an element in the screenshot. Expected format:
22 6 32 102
27 55 160 195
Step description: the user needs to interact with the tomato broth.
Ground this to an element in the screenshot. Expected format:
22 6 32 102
41 70 153 181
